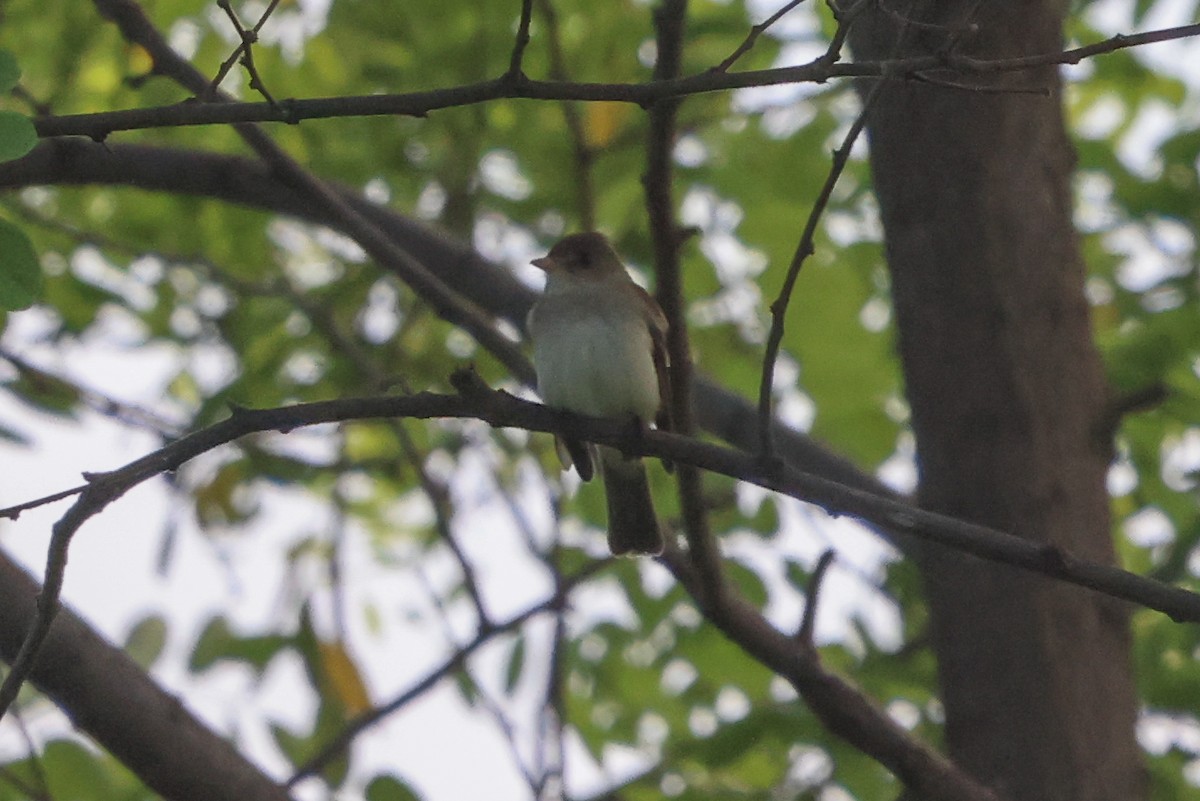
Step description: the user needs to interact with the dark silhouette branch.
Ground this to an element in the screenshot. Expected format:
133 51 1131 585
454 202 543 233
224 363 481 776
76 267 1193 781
644 0 727 604
712 0 810 73
210 0 283 104
0 552 295 801
91 0 537 387
0 138 899 526
30 23 1200 138
660 541 1006 801
507 0 536 80
537 0 598 230
2 375 1198 730
756 1 881 456
287 558 607 784
796 549 836 645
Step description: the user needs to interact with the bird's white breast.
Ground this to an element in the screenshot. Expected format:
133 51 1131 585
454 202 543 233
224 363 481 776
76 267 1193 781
529 280 661 422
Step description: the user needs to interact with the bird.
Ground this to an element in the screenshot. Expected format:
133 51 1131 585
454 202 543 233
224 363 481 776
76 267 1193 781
527 232 672 556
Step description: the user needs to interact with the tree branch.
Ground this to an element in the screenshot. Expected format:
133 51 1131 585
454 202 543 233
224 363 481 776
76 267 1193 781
537 0 598 230
756 32 881 455
1 377 1197 730
287 559 606 784
712 0 810 73
507 0 536 79
2 379 1196 794
644 0 727 602
0 551 295 801
30 23 1200 137
660 541 1005 801
91 0 537 388
795 549 836 645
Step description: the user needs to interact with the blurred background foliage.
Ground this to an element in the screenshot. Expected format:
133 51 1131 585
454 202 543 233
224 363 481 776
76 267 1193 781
0 0 1198 798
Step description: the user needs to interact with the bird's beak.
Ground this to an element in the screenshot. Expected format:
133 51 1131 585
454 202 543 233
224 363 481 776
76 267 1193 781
531 256 555 272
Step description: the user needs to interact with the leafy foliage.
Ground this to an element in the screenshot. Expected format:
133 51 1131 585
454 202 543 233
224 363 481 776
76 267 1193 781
0 0 1197 799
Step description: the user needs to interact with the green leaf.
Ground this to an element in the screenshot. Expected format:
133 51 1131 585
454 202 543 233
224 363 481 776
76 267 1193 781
0 111 36 163
366 775 421 801
39 740 145 800
124 614 168 670
503 633 526 695
0 219 41 310
0 50 19 92
189 615 291 675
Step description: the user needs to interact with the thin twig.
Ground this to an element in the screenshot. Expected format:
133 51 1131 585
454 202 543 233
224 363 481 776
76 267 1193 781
9 704 53 801
537 561 568 798
0 484 88 521
820 0 873 65
713 0 810 73
0 346 184 437
328 472 351 643
91 0 536 387
507 0 536 80
877 0 976 34
909 70 1051 95
208 0 283 102
410 562 540 794
756 76 885 456
287 559 604 784
795 549 836 644
395 420 492 628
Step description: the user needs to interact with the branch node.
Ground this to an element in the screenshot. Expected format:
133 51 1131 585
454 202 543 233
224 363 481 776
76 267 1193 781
755 452 786 479
1037 543 1069 574
450 365 491 398
226 401 252 419
1096 382 1168 445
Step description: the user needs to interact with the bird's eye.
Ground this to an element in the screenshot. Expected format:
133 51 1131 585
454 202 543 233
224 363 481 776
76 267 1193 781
576 250 592 269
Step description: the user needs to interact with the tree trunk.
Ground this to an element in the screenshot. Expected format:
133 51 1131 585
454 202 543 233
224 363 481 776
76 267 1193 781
849 3 1145 799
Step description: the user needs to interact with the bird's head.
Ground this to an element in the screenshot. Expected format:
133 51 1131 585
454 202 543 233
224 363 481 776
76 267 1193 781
532 232 626 281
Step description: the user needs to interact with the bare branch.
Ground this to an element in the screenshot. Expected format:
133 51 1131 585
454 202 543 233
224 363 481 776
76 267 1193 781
0 379 1195 793
537 0 597 229
712 0 810 73
90 0 536 387
795 549 836 645
0 377 1195 731
287 559 605 784
33 23 1200 138
0 484 88 521
756 75 883 455
644 0 728 603
507 0 536 79
0 345 184 437
660 541 1005 801
211 0 281 104
0 553 294 801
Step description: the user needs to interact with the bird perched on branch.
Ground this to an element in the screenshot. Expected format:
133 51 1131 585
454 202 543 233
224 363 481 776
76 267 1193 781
528 232 672 556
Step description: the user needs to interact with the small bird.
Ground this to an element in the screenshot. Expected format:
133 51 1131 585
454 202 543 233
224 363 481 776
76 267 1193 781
528 232 672 556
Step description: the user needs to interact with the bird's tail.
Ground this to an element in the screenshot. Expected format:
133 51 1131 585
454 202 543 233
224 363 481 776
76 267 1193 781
600 450 662 556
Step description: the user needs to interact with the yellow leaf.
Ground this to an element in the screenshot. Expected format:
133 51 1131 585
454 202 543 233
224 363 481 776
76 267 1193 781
319 640 372 715
584 102 631 149
127 45 154 78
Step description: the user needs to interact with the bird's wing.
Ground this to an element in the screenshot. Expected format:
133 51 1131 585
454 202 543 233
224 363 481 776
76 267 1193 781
635 284 673 435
